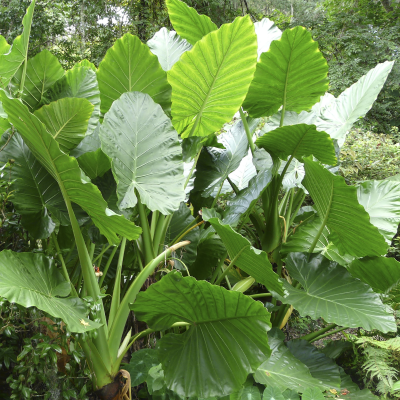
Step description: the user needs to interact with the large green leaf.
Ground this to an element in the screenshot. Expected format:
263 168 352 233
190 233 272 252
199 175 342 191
356 179 400 244
254 334 325 393
131 271 272 398
255 124 336 166
205 217 283 295
282 215 355 267
314 62 394 145
0 36 10 55
302 158 388 257
276 253 396 333
193 118 259 196
223 169 273 226
99 91 185 214
12 50 64 112
243 26 328 118
348 256 400 293
0 132 68 238
286 340 341 390
0 0 35 88
168 16 257 138
0 251 101 333
147 28 192 71
34 98 93 153
254 18 282 59
1 94 141 244
97 33 171 115
46 65 100 135
166 0 217 45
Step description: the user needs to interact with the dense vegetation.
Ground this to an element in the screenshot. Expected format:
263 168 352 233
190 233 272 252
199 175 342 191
0 0 400 400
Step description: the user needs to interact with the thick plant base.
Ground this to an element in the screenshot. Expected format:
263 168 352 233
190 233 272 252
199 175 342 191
91 370 131 400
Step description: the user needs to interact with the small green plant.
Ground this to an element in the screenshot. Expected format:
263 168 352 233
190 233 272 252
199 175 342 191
339 129 400 184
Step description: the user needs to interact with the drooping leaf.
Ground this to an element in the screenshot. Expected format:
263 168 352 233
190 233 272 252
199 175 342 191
168 16 257 138
131 271 272 398
231 386 261 400
286 340 341 390
227 149 257 191
254 18 282 59
0 0 35 88
205 217 283 295
282 215 355 266
164 202 200 270
275 253 396 333
193 118 259 196
260 111 318 134
243 26 328 117
166 0 217 45
0 132 68 238
356 179 400 244
12 50 64 112
124 348 159 387
99 91 185 214
255 124 336 166
223 168 273 226
262 387 285 400
348 256 400 293
254 334 325 393
34 98 93 153
314 62 394 145
1 94 141 244
97 33 171 115
302 158 388 257
0 251 101 333
301 388 325 400
147 28 192 71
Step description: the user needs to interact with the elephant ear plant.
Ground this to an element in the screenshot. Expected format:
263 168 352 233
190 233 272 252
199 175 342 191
0 0 399 399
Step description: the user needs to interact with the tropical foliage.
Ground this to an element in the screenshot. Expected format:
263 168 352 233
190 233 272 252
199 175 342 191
0 0 399 399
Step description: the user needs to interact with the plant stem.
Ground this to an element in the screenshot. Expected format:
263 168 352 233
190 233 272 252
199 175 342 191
300 323 337 342
239 107 255 155
107 241 191 362
211 180 224 208
93 244 112 266
309 326 348 343
184 147 202 189
215 245 248 285
136 190 154 264
211 252 227 284
152 213 166 255
150 210 159 239
249 293 272 298
116 322 191 365
108 237 127 330
51 232 78 297
173 221 204 245
99 245 118 287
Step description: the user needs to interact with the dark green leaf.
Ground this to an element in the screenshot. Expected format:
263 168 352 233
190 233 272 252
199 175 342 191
302 158 388 257
276 253 396 332
131 271 271 398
